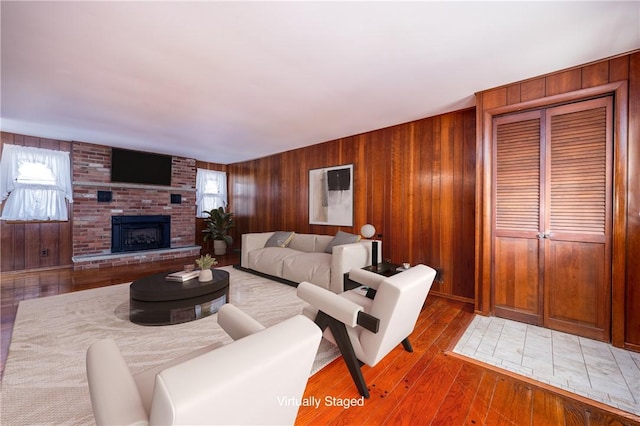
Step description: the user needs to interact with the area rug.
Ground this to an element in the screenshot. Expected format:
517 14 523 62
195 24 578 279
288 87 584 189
452 315 640 416
1 266 340 425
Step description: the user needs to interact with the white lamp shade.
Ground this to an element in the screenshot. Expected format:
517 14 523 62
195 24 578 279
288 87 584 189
360 224 376 238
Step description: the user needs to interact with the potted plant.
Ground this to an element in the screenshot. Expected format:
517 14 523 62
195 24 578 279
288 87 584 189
202 206 235 255
195 254 217 281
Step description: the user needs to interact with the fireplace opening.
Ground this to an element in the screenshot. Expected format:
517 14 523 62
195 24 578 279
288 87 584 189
112 215 170 253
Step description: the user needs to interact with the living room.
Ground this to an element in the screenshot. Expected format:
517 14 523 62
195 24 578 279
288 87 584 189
1 2 640 425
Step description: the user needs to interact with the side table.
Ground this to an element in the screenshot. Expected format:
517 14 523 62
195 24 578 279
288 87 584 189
344 262 406 291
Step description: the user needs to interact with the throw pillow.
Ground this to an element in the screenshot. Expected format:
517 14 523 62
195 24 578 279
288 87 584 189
325 230 361 253
264 231 295 248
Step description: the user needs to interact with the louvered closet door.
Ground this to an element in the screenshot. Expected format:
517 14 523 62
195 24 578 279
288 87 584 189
492 111 544 325
543 98 612 341
492 97 613 341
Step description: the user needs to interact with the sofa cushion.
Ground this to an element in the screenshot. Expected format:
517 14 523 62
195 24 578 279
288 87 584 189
314 235 333 253
264 231 295 248
325 231 361 254
287 234 317 253
282 252 331 288
248 247 300 278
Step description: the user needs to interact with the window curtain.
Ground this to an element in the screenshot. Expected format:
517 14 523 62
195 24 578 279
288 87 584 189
0 144 73 221
195 169 227 217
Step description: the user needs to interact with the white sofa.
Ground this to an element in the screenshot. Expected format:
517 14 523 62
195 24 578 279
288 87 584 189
241 231 380 293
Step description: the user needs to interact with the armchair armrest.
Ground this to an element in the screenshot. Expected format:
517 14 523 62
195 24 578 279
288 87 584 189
86 339 148 426
298 281 362 327
348 268 386 290
217 303 265 340
298 282 380 332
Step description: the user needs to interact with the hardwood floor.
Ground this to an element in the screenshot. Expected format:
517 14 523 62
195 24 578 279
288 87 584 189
2 258 638 425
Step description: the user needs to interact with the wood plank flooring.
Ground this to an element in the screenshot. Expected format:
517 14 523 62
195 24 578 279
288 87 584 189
2 258 638 425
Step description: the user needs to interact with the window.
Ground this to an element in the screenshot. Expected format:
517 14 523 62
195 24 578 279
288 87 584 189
195 169 227 217
0 144 73 221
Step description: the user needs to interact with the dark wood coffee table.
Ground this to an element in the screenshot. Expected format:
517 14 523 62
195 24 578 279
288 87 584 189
130 269 230 325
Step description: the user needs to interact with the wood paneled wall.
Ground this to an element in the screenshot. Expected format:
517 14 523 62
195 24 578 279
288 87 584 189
0 133 73 271
475 50 640 350
227 109 477 301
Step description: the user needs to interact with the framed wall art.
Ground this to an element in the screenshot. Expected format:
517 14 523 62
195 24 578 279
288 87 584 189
308 164 353 226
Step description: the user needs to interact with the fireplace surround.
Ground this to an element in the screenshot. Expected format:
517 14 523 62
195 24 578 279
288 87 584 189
111 215 171 253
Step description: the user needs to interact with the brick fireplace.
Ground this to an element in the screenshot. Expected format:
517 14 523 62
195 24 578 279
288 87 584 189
71 142 200 270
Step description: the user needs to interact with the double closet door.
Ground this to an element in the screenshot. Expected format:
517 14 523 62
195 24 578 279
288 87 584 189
492 97 612 341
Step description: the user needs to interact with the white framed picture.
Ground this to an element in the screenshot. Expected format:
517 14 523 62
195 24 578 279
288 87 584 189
308 164 353 226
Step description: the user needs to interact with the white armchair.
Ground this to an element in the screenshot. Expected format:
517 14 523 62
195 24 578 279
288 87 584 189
297 264 436 398
86 304 322 425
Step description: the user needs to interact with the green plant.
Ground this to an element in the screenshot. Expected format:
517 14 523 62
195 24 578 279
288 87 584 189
202 206 235 246
195 254 217 270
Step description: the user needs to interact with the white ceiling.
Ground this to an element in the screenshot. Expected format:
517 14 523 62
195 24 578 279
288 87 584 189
2 1 639 164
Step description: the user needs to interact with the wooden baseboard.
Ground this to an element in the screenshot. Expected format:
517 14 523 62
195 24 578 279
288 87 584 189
0 264 72 276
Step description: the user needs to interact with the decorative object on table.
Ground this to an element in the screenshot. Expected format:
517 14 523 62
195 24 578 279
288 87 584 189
166 269 200 282
195 254 217 281
360 223 379 267
202 206 235 255
309 164 353 226
184 264 195 272
403 262 410 269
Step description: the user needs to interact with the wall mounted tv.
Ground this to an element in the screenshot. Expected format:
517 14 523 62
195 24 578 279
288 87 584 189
111 148 172 186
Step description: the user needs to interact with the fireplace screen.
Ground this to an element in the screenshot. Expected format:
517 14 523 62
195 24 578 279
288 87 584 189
112 215 170 253
125 227 160 247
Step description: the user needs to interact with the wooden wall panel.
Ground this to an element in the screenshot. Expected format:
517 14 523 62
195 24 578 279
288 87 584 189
475 50 639 350
228 108 477 301
520 78 546 103
626 52 640 351
545 69 582 96
582 62 610 88
0 133 73 272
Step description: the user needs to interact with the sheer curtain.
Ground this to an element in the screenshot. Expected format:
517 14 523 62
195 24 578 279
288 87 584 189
0 144 74 221
195 169 227 217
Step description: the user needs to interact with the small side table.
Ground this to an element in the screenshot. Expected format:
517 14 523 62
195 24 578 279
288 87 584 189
344 262 405 291
362 262 405 277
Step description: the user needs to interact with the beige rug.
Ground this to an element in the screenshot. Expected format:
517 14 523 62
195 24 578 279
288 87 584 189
1 266 339 425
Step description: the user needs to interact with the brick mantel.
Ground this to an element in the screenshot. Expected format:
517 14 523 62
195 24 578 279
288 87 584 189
72 142 198 269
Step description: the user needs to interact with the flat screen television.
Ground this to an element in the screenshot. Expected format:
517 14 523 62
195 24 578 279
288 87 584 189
111 148 172 186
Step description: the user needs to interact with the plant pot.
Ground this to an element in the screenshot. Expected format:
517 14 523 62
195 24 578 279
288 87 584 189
213 240 227 255
198 269 213 282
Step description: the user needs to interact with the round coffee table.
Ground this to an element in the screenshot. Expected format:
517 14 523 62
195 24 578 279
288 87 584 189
130 269 230 326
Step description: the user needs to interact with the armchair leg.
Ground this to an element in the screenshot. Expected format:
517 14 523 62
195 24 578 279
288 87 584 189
314 312 370 398
401 337 413 353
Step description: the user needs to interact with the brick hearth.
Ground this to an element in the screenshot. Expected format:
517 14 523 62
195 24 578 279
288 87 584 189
72 246 201 270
